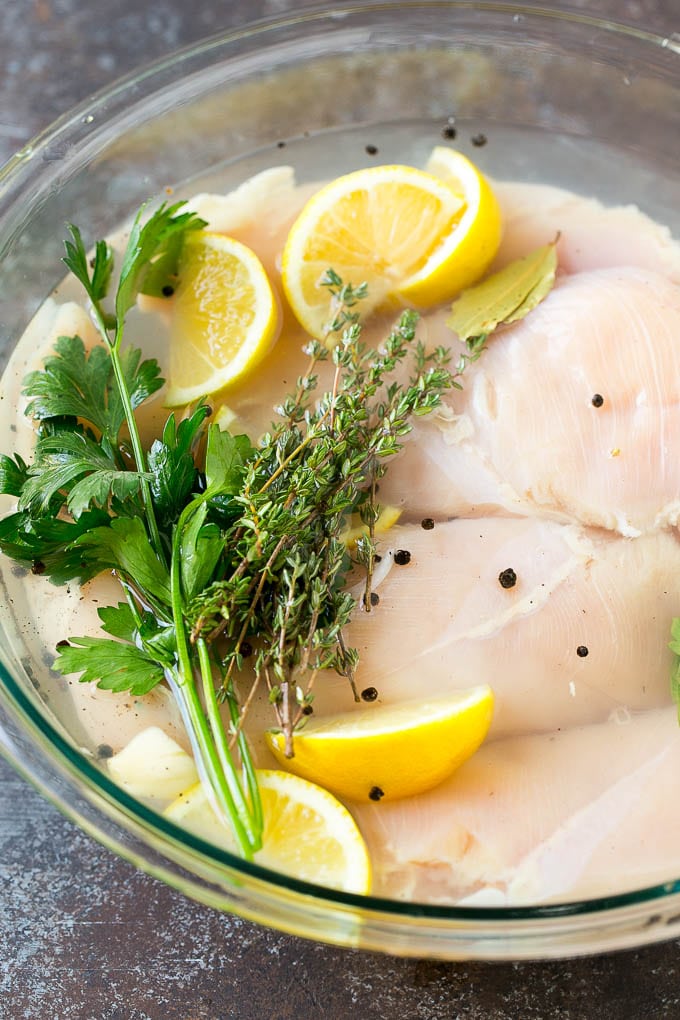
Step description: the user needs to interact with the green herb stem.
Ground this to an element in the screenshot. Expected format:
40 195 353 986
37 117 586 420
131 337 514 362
167 664 252 858
110 326 163 560
197 637 262 851
226 681 264 836
170 503 258 857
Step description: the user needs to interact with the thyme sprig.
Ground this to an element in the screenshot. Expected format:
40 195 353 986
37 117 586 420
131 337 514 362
188 274 456 756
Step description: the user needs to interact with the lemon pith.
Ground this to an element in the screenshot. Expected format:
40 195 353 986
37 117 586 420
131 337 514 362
266 687 494 803
165 768 371 894
165 231 279 406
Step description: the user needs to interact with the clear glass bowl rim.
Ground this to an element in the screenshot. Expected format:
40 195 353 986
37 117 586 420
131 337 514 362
0 0 679 954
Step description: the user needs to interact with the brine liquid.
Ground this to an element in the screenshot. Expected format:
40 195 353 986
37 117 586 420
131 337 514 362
1 119 680 906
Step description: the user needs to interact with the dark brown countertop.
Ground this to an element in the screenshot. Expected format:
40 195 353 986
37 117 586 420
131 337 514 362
1 2 679 1017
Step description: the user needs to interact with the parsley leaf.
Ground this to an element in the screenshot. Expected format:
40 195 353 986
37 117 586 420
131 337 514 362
148 406 210 528
19 431 146 518
0 453 29 497
98 602 176 666
22 335 163 455
204 426 254 497
180 502 224 602
116 201 206 321
97 602 138 641
0 508 111 584
63 229 115 329
72 516 172 608
55 635 165 697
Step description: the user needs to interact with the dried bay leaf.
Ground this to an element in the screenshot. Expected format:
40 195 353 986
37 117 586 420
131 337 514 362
447 240 558 343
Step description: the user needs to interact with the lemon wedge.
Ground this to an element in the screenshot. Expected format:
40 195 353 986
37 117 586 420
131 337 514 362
165 768 371 894
400 147 502 306
165 232 279 407
266 687 494 803
281 164 465 338
281 156 501 338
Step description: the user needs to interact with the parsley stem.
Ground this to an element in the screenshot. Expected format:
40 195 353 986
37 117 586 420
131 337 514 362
197 638 262 851
110 325 164 560
225 680 264 837
170 503 257 858
167 665 252 858
87 296 165 563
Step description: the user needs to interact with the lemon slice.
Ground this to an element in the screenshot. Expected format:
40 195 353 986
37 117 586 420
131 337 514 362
266 687 494 803
165 768 371 894
399 147 502 306
165 232 279 407
281 164 465 338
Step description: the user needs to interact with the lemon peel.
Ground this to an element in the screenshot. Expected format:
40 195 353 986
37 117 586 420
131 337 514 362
399 146 502 305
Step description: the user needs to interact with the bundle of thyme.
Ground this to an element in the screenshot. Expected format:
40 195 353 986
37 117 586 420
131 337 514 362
0 204 484 858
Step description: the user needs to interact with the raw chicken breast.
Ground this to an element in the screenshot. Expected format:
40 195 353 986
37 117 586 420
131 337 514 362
306 517 677 739
379 267 680 535
494 182 680 282
351 708 679 904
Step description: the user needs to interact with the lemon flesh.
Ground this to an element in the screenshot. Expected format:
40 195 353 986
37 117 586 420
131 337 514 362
266 687 494 803
281 164 465 338
165 231 279 407
165 768 371 894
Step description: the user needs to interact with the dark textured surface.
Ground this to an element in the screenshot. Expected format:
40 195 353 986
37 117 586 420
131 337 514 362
1 2 679 1018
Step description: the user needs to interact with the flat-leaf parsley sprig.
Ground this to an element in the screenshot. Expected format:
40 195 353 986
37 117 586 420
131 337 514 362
0 202 265 858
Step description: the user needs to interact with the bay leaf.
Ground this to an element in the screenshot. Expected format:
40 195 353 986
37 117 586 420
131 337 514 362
446 240 558 343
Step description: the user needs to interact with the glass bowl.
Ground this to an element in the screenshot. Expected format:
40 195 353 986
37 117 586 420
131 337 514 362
0 2 679 960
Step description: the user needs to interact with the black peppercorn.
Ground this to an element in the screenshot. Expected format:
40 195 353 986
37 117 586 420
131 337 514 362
591 394 604 408
161 284 175 297
31 560 46 575
441 125 457 140
498 567 517 589
369 786 384 801
421 518 435 531
365 144 378 155
361 687 379 702
471 133 487 147
56 639 70 649
277 140 286 148
577 645 589 657
394 549 411 566
302 704 314 716
97 744 114 759
240 641 253 659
